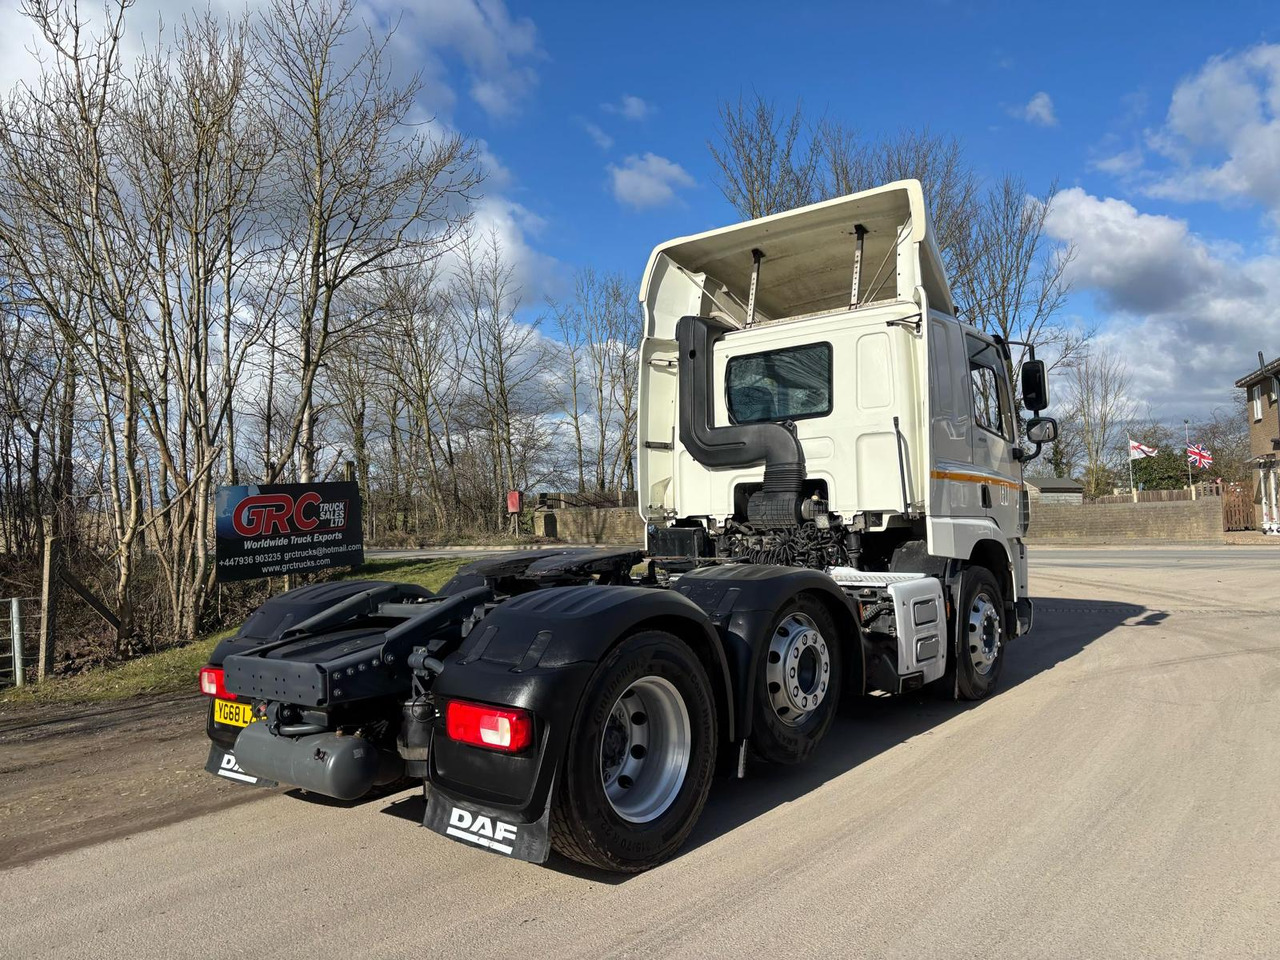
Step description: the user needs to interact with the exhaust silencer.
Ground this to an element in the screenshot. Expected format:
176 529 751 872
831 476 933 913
234 721 403 800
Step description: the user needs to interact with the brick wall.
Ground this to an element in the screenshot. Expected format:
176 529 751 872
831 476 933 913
1246 381 1278 459
536 498 1224 546
533 507 646 544
1025 497 1222 542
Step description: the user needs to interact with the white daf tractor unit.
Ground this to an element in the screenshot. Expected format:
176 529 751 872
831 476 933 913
200 180 1057 874
638 178 1054 704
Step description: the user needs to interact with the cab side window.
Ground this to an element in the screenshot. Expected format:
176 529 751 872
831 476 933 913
966 336 1013 439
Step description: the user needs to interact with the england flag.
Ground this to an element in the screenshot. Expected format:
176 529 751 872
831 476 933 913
1129 439 1158 460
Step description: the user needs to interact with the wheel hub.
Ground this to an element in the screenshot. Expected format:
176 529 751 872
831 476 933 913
765 612 830 726
968 592 1002 675
599 676 691 823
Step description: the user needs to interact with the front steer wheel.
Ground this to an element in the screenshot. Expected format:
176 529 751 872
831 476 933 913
953 566 1006 700
549 630 717 873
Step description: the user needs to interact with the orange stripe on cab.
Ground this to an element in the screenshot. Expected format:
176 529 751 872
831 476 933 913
930 469 1021 491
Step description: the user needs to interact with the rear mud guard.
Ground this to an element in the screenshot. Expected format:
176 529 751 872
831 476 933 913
204 744 278 789
424 781 553 864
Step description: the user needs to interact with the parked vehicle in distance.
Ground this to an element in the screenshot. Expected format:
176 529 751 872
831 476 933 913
200 180 1057 872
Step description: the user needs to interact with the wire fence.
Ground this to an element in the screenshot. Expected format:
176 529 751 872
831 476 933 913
0 597 43 690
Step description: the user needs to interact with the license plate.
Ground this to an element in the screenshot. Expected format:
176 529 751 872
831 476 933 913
213 698 255 727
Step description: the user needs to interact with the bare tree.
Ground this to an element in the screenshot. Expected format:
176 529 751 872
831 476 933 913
951 176 1081 391
451 228 552 528
257 0 480 482
0 0 150 643
823 124 980 289
547 269 642 496
1066 350 1136 498
709 93 822 219
363 257 465 532
607 291 643 494
549 290 590 494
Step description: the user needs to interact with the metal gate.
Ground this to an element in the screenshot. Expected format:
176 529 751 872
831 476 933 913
1223 482 1254 531
1 597 40 689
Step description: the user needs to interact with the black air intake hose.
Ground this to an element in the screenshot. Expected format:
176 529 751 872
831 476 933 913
675 315 806 525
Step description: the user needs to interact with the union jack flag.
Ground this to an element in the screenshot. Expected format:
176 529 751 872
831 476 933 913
1186 443 1214 469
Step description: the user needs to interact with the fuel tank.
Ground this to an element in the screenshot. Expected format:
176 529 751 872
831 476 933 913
234 721 403 800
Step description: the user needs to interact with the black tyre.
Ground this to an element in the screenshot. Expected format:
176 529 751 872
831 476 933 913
749 595 842 765
954 566 1005 700
550 630 717 873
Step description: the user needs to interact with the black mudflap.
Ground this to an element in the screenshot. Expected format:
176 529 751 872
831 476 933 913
205 743 278 789
423 785 552 864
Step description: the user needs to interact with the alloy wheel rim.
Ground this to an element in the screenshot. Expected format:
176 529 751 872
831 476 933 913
968 592 1002 676
599 675 691 823
765 612 830 727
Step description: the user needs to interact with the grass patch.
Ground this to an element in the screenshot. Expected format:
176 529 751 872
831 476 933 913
335 557 468 593
0 630 231 707
0 557 469 708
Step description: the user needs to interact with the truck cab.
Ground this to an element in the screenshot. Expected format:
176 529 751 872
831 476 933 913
637 180 1049 653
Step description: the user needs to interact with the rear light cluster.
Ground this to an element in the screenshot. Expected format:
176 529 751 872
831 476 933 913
445 700 533 753
198 666 236 701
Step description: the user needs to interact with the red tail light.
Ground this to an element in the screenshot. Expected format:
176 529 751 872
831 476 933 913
198 666 236 701
445 700 532 753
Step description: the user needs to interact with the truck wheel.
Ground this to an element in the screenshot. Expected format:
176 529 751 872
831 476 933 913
550 630 717 873
750 596 842 765
954 566 1005 700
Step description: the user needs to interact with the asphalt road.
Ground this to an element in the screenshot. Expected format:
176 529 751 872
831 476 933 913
2 545 1278 959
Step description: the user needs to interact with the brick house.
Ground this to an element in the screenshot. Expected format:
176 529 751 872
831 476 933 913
1235 355 1280 533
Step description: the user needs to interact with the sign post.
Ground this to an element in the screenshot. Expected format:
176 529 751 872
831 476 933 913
215 482 364 583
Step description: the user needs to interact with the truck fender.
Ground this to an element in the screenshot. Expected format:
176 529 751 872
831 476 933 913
672 565 861 742
428 585 734 825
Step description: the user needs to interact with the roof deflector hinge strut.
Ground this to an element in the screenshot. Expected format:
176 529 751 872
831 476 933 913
850 223 868 308
745 248 764 327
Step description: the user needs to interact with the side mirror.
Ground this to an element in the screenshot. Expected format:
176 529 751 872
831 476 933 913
1021 359 1049 412
1025 416 1059 445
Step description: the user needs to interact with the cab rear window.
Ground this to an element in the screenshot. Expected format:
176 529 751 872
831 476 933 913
726 342 832 424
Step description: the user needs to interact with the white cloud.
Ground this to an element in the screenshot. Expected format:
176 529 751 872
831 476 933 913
466 196 562 300
608 153 695 209
1143 44 1280 213
1091 148 1144 176
0 0 542 120
1016 91 1058 127
1044 188 1280 416
0 0 559 305
602 94 653 121
581 120 614 150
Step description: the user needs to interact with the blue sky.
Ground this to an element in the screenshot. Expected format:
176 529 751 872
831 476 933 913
460 0 1274 263
3 0 1279 419
435 0 1280 421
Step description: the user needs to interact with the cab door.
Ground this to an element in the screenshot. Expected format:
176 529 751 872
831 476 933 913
964 333 1019 534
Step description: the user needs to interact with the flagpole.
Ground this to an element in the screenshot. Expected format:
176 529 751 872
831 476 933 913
1184 419 1194 500
1128 436 1136 503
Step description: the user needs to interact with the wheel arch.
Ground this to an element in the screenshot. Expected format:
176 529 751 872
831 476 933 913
966 538 1016 639
968 538 1014 602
